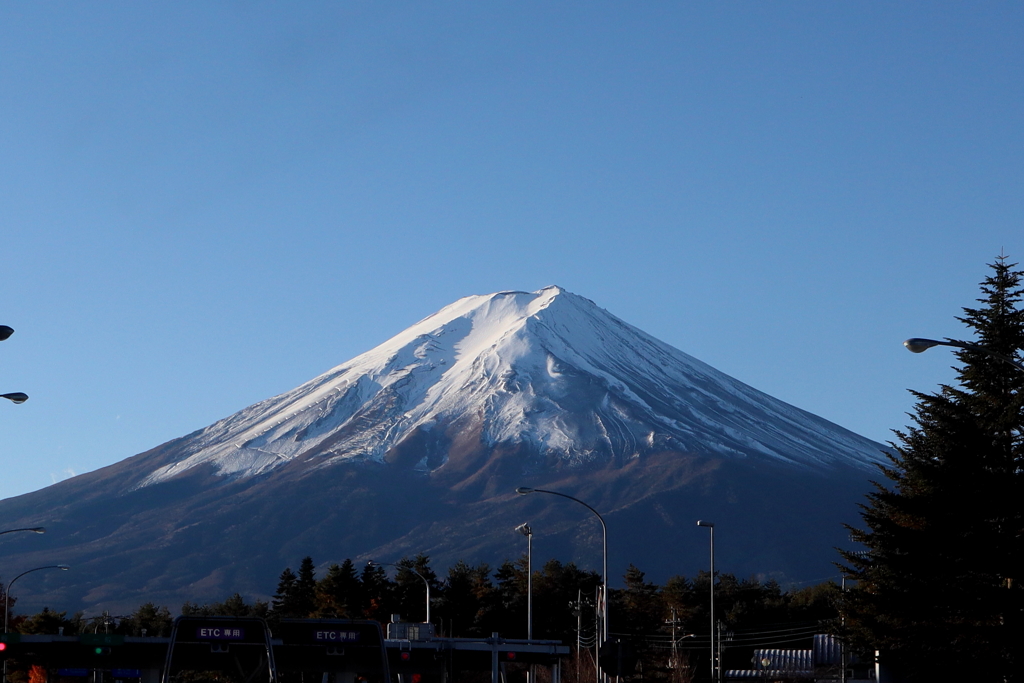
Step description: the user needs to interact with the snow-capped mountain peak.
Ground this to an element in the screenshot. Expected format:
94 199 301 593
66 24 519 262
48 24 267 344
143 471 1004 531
137 287 883 488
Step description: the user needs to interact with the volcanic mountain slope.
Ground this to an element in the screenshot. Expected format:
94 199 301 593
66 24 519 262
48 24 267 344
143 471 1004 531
0 287 885 614
138 286 882 484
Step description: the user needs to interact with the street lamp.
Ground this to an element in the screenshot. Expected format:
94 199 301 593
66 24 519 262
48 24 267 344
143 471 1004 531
904 337 1024 372
367 561 430 624
515 487 608 643
0 528 47 675
515 522 533 640
697 520 716 683
5 564 70 633
1 325 28 404
0 528 45 538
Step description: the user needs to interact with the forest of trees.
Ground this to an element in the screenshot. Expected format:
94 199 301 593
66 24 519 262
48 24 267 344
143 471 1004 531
2 554 841 680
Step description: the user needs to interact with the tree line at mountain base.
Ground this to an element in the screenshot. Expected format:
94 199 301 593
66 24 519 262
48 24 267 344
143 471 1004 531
1 554 841 683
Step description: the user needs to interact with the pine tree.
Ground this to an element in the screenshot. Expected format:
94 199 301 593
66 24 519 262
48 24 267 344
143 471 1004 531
840 256 1024 681
493 558 528 632
16 608 75 635
316 559 362 618
614 565 663 636
294 556 318 617
271 567 301 617
359 561 393 621
438 560 495 637
120 603 173 636
532 559 601 641
395 554 437 623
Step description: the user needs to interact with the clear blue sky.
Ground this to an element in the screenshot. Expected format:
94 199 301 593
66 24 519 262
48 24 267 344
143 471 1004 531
1 2 1021 501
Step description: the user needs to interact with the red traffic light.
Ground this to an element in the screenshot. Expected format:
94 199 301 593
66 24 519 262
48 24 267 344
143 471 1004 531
505 652 516 660
399 651 411 661
0 642 7 652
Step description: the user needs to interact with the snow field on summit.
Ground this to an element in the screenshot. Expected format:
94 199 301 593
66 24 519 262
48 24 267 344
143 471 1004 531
137 286 885 488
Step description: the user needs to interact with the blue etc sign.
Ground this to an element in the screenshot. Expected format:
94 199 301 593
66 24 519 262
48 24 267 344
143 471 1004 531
314 630 361 643
196 627 246 641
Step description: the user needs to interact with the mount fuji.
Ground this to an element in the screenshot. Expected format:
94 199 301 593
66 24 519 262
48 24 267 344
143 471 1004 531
0 287 884 614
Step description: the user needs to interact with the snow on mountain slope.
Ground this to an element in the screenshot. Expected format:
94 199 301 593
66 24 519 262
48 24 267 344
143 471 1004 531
137 286 884 488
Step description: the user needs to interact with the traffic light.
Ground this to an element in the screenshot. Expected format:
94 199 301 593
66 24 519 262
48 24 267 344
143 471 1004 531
0 633 20 659
80 633 123 658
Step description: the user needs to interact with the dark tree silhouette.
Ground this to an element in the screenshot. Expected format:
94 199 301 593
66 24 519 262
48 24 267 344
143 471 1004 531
841 256 1024 681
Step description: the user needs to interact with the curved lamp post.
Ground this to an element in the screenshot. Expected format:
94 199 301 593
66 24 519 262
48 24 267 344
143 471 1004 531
515 522 533 640
5 564 70 633
368 561 430 624
697 520 716 683
0 528 45 538
904 337 1024 372
515 487 608 643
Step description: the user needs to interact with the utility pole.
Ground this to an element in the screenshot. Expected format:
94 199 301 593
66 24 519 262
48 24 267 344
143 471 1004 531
670 608 677 670
716 620 722 683
576 590 583 683
841 577 847 683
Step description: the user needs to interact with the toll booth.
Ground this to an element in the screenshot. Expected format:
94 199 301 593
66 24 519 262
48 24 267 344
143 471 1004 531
274 619 389 683
1 619 567 683
161 616 277 683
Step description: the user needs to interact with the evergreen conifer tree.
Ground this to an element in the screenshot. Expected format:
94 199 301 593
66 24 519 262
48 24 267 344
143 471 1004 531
437 561 495 637
359 562 393 621
316 559 362 618
840 256 1024 681
394 554 437 623
614 565 663 636
271 567 301 617
294 556 318 617
121 603 173 636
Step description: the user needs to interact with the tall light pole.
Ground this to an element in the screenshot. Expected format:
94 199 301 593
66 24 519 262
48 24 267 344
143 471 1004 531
515 487 608 643
368 561 430 624
0 528 46 648
904 337 1024 372
697 520 716 683
0 325 28 404
5 565 70 633
515 523 533 640
3 564 69 681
